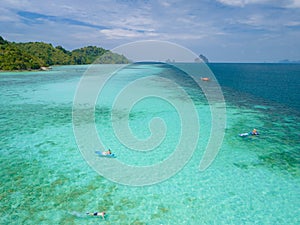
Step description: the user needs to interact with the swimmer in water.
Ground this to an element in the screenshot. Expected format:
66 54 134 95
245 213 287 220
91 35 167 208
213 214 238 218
103 149 112 155
86 211 106 219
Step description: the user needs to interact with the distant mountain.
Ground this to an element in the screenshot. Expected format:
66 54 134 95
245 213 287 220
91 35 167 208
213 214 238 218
278 59 300 64
0 36 130 71
195 54 209 63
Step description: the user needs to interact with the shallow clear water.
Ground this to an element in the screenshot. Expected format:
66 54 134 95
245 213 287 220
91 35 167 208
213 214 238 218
0 64 299 224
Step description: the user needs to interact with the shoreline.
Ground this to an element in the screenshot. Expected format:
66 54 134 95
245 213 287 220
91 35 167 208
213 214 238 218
0 66 51 73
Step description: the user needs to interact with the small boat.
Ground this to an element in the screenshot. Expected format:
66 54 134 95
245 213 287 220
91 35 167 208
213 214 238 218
239 132 250 137
201 77 210 81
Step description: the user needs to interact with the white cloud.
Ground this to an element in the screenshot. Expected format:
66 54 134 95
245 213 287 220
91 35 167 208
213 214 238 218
160 1 171 7
161 33 207 41
1 0 31 8
0 8 19 22
234 14 265 27
217 0 300 8
285 21 300 26
109 15 156 33
217 0 245 7
285 0 300 8
100 28 158 39
216 0 276 7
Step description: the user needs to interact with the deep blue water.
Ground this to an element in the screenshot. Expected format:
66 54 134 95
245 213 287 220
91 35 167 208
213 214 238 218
209 63 300 111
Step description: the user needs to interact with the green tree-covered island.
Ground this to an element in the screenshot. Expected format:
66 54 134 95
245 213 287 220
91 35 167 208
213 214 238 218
0 36 130 71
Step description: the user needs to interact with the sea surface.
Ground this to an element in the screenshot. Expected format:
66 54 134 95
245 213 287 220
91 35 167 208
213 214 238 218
0 63 299 224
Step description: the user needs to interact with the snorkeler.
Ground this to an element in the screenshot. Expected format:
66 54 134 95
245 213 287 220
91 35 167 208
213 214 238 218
86 211 106 219
103 149 112 155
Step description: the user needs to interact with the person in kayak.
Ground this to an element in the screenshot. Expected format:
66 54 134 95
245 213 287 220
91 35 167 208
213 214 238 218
251 129 259 135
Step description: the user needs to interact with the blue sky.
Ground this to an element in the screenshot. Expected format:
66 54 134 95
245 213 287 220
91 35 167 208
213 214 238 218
0 0 300 62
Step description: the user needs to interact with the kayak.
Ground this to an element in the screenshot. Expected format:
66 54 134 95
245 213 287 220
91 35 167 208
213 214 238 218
239 132 250 137
95 151 116 158
239 132 259 137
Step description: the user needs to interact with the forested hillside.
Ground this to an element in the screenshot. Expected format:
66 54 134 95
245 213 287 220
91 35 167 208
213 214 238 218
0 36 130 71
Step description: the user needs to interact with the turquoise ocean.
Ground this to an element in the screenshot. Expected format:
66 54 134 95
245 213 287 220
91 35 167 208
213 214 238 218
0 63 299 224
